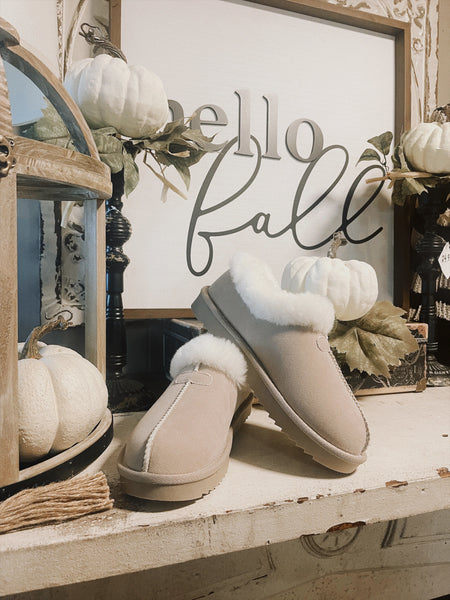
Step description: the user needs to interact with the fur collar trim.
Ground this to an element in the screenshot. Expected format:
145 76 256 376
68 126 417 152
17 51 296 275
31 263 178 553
230 252 335 335
170 333 247 388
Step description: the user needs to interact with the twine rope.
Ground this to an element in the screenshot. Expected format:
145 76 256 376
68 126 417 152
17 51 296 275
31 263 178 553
0 472 113 534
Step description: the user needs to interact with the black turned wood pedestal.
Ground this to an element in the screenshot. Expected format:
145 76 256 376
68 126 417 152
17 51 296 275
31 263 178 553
415 186 450 385
105 170 146 407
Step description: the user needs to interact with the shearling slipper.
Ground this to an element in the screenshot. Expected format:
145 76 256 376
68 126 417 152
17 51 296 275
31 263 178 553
192 252 369 474
118 334 253 501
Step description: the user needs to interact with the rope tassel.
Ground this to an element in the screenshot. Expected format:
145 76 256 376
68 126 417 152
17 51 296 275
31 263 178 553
0 472 113 534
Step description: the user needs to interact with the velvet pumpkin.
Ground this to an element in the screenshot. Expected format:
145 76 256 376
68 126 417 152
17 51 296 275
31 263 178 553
64 53 169 138
282 235 379 321
17 317 108 462
402 122 450 174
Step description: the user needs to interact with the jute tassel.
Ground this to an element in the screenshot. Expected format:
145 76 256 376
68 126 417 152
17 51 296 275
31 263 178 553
0 472 113 534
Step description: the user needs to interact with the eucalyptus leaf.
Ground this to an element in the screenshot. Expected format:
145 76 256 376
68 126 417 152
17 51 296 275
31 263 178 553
329 301 419 378
368 131 393 155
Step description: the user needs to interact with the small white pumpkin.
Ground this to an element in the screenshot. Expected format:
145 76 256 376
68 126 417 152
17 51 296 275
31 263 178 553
64 53 169 138
282 235 378 321
18 317 108 462
402 122 450 174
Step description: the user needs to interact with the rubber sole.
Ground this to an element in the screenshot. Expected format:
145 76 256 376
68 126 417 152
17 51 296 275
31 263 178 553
192 287 366 474
118 392 253 501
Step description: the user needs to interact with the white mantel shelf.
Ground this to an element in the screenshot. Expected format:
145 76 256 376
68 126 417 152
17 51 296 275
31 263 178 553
1 386 449 596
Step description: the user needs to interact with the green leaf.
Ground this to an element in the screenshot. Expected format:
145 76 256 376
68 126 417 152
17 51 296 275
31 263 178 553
123 150 140 197
182 129 225 152
91 129 123 154
357 148 381 164
31 99 70 141
152 150 172 167
168 155 191 189
158 118 186 136
184 147 208 168
91 132 123 174
93 126 120 137
329 300 419 378
368 131 393 155
30 105 221 201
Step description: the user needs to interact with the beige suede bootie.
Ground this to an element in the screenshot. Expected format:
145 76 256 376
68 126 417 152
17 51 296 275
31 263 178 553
192 252 369 474
118 334 252 501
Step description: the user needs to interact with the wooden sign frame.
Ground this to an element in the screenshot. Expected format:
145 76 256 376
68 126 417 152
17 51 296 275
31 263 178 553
109 0 412 318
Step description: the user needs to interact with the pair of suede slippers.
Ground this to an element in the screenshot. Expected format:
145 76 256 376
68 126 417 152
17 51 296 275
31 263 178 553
117 253 370 502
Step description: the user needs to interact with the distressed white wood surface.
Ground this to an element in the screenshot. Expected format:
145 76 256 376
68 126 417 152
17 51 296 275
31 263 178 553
0 386 449 595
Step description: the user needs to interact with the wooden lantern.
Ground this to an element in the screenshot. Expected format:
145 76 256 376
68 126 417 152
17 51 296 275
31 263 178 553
0 18 112 497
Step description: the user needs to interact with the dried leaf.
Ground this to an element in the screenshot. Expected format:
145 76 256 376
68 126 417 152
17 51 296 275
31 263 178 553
329 301 419 378
368 131 393 155
123 150 139 197
165 154 191 189
181 129 224 152
30 104 223 202
143 152 188 200
157 118 186 137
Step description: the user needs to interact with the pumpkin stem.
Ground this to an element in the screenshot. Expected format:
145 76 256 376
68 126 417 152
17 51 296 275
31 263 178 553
327 231 347 258
430 103 450 124
20 313 73 360
79 23 127 62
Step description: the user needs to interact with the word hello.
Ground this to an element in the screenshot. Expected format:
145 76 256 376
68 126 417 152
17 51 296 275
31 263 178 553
169 91 386 277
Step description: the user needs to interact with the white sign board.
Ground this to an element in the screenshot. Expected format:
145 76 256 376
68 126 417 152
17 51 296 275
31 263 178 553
121 0 396 311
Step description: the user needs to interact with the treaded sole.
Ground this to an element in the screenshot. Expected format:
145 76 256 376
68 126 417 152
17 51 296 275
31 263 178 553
192 287 366 474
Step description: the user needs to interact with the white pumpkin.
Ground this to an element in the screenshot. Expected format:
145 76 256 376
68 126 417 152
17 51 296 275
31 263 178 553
64 53 169 138
18 329 108 462
282 255 378 321
402 122 450 174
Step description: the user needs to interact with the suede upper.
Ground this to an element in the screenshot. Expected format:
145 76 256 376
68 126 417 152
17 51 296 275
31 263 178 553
122 366 248 481
207 270 369 457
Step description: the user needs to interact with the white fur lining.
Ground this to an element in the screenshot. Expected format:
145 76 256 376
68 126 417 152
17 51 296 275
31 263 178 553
170 333 247 388
230 252 335 335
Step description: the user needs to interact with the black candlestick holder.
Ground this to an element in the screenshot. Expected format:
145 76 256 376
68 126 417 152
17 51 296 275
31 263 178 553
105 170 144 407
415 185 450 385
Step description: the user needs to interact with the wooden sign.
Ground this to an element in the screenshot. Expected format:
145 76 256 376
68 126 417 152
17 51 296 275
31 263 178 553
119 0 410 314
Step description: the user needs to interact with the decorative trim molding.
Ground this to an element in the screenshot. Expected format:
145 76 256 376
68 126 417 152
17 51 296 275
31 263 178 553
383 516 450 548
324 0 439 123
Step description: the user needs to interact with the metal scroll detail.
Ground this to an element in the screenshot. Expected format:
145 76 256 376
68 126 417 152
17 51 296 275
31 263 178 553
0 134 15 177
